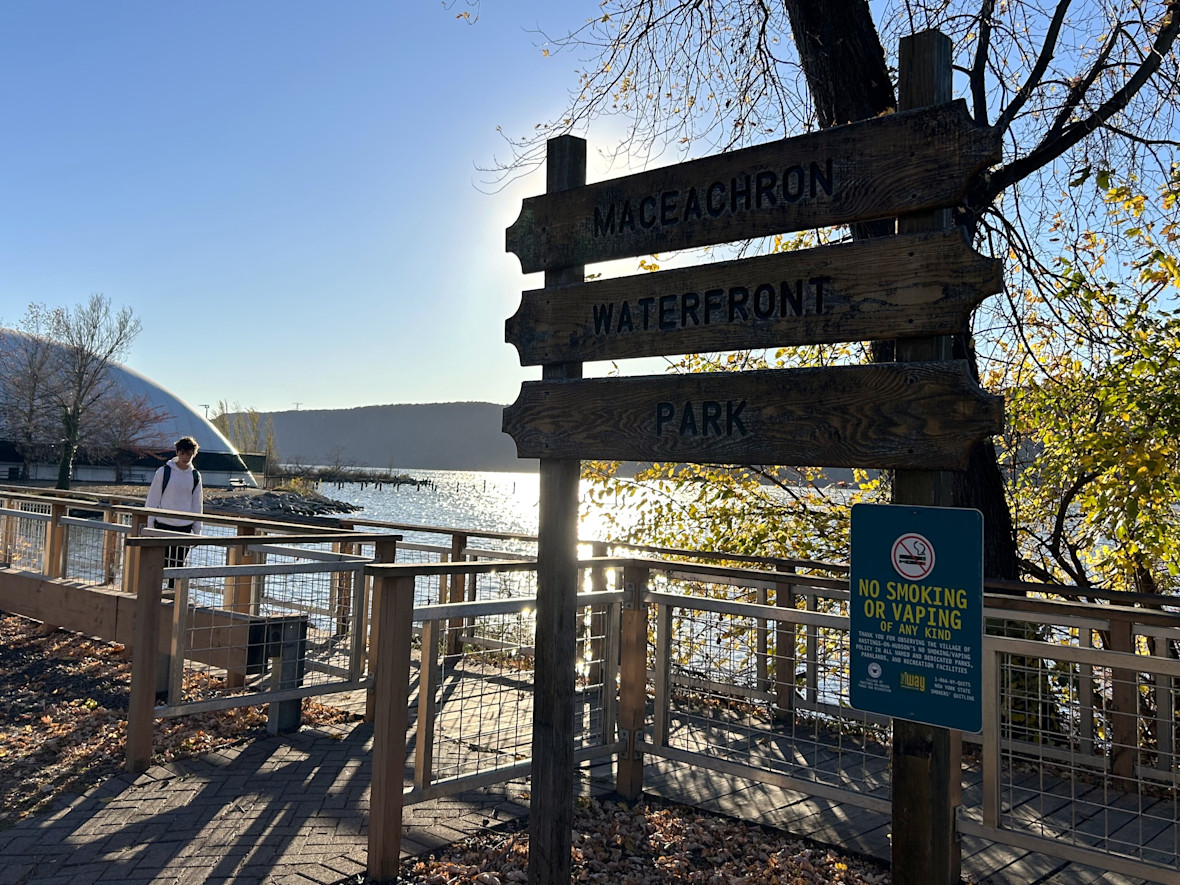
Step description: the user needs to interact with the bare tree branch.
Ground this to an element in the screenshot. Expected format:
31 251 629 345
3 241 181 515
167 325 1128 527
992 0 1072 136
970 0 997 123
1045 23 1124 141
988 1 1180 199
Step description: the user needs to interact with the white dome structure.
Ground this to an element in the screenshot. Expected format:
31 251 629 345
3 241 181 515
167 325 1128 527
0 330 258 488
108 360 237 456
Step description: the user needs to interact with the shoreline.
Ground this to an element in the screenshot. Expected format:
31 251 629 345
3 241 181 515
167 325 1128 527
4 481 362 519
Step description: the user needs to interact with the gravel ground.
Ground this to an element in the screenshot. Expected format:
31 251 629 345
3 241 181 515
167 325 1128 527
389 796 893 885
0 613 358 825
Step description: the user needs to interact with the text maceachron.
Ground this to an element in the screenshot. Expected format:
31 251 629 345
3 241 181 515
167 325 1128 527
591 160 835 238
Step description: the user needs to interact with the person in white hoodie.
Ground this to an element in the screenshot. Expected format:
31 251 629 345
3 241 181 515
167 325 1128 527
145 436 204 574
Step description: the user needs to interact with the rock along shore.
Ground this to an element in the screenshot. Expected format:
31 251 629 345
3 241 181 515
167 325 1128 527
210 489 362 519
16 482 363 521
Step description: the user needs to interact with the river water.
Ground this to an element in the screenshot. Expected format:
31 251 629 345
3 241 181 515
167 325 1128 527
312 466 821 550
313 468 638 551
322 469 542 537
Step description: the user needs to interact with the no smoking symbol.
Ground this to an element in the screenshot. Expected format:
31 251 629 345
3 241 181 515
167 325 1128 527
891 533 935 580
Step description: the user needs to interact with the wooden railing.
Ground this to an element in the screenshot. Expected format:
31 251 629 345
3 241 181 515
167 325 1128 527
5 483 1180 881
362 555 1180 883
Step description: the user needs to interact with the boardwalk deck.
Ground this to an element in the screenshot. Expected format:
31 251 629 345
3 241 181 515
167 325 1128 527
644 757 1167 885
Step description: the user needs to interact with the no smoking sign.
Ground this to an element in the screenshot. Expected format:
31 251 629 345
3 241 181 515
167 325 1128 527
849 503 983 732
891 533 935 579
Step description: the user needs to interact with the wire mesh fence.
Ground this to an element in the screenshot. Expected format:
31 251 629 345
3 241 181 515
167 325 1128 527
406 564 616 799
645 568 1180 879
59 509 129 587
158 537 372 715
416 608 536 788
0 499 50 572
647 569 891 810
977 634 1180 875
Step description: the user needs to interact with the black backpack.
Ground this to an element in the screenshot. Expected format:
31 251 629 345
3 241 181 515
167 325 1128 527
162 462 201 493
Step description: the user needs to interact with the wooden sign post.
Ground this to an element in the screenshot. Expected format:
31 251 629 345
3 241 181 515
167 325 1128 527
890 30 962 885
527 134 584 885
503 34 998 885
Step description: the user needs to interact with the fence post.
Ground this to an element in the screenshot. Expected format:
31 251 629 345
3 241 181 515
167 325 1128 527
891 29 962 885
1108 615 1138 787
805 585 819 705
1153 629 1175 775
446 532 469 655
755 580 769 693
616 564 649 800
225 526 258 611
167 575 190 706
773 564 798 718
1 496 13 565
126 543 167 773
102 508 121 585
44 501 67 579
224 527 258 689
367 572 416 884
601 594 621 748
588 541 608 704
333 539 355 637
123 511 148 599
415 618 440 791
981 645 1001 827
366 535 401 721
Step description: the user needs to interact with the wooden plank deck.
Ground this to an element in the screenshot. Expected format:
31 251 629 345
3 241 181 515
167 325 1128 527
644 755 1170 884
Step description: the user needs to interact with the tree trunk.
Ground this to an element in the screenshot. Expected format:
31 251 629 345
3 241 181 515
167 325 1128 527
781 0 894 128
953 342 1019 581
56 412 79 490
55 444 74 490
782 4 1019 580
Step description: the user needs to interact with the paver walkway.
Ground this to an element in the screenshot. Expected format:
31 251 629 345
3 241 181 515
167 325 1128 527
0 723 540 885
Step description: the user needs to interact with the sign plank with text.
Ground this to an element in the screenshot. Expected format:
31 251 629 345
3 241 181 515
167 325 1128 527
505 229 1001 365
505 101 999 275
502 361 1002 469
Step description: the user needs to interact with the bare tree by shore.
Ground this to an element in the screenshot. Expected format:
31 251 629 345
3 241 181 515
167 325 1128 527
1 294 145 489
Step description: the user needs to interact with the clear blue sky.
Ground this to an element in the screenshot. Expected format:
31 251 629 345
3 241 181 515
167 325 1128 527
0 1 617 414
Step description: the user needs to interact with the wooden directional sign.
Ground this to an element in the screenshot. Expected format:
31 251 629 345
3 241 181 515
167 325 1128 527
505 101 999 275
503 361 1002 469
505 229 1001 366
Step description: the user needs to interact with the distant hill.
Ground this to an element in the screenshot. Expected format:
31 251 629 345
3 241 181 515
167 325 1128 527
259 402 534 472
254 401 870 483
